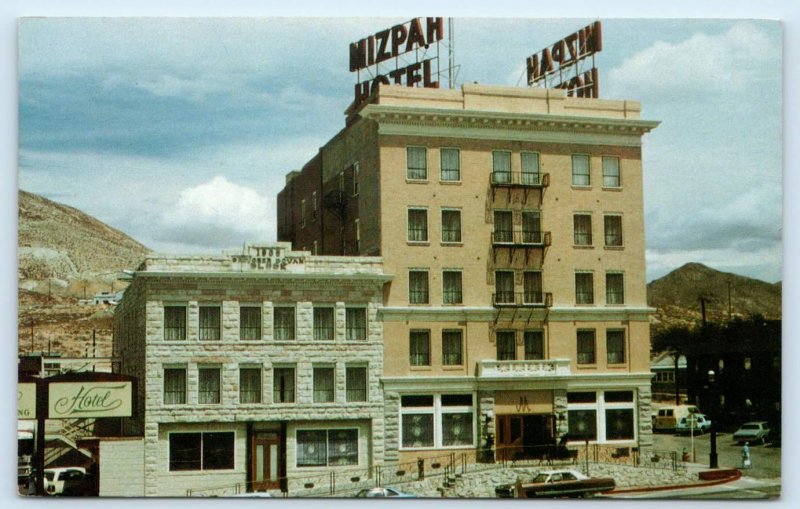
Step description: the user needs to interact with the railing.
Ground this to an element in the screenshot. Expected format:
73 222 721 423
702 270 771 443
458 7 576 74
492 292 553 307
491 230 552 246
478 358 571 377
490 172 550 187
322 190 347 211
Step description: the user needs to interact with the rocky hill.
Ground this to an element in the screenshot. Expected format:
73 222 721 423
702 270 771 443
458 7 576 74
17 190 151 357
647 262 782 334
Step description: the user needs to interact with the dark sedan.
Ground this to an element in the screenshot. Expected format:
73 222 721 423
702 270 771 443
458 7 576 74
496 469 615 498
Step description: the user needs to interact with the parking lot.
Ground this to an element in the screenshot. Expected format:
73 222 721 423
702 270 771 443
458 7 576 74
652 430 781 479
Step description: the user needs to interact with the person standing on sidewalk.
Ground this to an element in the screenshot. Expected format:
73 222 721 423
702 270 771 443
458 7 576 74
741 442 751 469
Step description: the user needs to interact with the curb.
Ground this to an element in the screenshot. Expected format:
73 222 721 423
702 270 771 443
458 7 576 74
607 469 742 494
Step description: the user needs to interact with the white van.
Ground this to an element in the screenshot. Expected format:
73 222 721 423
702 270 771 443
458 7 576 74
653 405 700 432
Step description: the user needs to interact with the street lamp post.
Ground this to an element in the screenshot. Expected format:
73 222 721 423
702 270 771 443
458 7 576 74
708 369 719 469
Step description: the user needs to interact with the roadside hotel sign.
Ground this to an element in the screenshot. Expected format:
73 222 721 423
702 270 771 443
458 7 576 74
18 382 36 419
48 381 133 418
350 17 444 106
526 21 602 98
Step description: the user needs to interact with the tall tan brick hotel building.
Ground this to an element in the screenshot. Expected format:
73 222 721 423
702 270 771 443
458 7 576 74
278 83 659 465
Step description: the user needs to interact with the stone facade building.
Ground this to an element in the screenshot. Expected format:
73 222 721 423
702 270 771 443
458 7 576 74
112 243 390 496
278 84 659 465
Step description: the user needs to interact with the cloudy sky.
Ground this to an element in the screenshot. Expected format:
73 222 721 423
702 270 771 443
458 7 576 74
10 3 789 284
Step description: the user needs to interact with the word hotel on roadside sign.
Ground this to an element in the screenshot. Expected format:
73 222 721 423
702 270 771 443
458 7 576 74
350 17 444 105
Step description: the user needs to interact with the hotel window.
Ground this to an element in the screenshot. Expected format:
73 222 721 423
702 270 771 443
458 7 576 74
495 271 515 305
606 272 625 304
354 218 360 253
199 306 221 341
338 171 345 192
577 330 596 365
169 432 234 471
313 366 335 403
496 331 516 361
273 306 295 340
523 271 543 304
239 367 262 404
602 156 621 187
311 191 318 221
524 330 544 360
346 366 367 402
273 367 295 403
493 210 513 243
409 270 429 304
441 148 460 181
573 214 592 246
164 367 187 405
604 215 623 246
300 199 306 228
410 330 431 366
522 210 542 244
164 306 186 341
240 306 261 340
297 429 358 467
607 330 626 364
407 146 427 180
575 272 594 304
441 209 462 243
492 150 512 184
313 307 334 341
442 270 463 304
521 152 541 185
352 162 360 196
198 367 221 404
400 394 474 449
442 330 463 366
407 208 428 242
346 307 367 341
572 154 590 186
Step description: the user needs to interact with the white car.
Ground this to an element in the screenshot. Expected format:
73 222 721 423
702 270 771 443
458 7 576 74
44 467 87 496
676 414 712 434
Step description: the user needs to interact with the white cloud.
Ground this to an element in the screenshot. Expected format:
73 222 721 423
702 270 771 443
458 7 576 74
607 22 775 96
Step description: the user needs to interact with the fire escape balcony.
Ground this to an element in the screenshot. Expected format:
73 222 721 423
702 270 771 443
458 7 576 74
491 230 551 263
492 291 553 308
490 172 550 203
323 189 347 219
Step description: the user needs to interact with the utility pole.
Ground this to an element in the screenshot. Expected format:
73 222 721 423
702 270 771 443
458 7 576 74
727 280 732 321
699 297 708 327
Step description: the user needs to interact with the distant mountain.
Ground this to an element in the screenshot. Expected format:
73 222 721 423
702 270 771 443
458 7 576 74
647 262 782 334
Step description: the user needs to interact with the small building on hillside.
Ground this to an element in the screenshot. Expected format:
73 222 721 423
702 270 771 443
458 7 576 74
650 351 687 403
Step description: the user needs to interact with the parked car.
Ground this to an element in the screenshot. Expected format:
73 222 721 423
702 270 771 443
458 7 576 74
676 413 712 434
43 467 90 496
355 487 417 498
653 405 701 432
733 421 771 445
495 469 615 498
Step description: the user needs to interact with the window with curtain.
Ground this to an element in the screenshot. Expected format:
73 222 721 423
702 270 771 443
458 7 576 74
441 395 474 447
606 330 626 364
296 430 327 467
346 366 367 402
521 152 541 185
313 367 335 403
240 306 261 340
573 214 592 245
199 307 221 341
605 409 634 440
410 330 431 366
442 330 463 365
314 307 334 340
346 307 367 341
606 272 625 304
164 306 187 340
495 271 515 304
442 270 463 304
524 330 544 360
328 429 359 466
273 367 295 403
441 209 462 243
407 146 427 180
239 367 262 404
575 272 594 304
409 270 429 304
493 210 513 243
496 331 516 361
577 330 596 364
407 208 428 242
274 307 295 340
164 368 186 405
523 271 543 304
604 215 623 246
522 210 542 244
492 151 512 183
602 156 620 187
440 148 460 181
572 154 590 186
198 367 221 404
568 409 597 440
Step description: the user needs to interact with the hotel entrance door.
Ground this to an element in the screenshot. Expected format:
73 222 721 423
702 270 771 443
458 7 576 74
496 414 555 461
251 431 281 491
